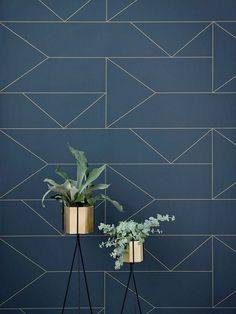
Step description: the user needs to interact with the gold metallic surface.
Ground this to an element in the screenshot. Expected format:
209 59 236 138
123 241 144 263
64 206 94 234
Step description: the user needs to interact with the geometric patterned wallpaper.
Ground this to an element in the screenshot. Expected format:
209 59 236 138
1 0 236 313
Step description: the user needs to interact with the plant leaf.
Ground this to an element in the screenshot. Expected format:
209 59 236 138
52 194 70 206
100 194 123 212
68 144 88 166
76 162 88 188
69 185 79 202
42 189 52 207
86 183 110 194
86 198 96 206
55 165 69 180
75 193 85 203
86 194 103 205
80 165 106 193
44 178 59 186
48 180 71 202
68 144 88 188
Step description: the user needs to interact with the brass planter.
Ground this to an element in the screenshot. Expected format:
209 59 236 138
124 241 144 263
64 206 94 234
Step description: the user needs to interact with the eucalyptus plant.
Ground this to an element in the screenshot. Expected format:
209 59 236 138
42 145 123 211
99 215 175 270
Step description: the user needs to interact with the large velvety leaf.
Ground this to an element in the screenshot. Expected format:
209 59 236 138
76 161 88 188
41 189 52 207
55 165 69 180
69 185 79 202
42 179 71 206
44 178 59 186
68 144 88 188
49 185 69 198
86 183 110 194
80 165 106 192
100 194 123 212
68 144 88 166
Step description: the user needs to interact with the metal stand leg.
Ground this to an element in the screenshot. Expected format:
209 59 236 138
132 264 142 314
62 207 93 313
120 264 133 313
77 234 93 314
61 238 77 313
120 263 142 314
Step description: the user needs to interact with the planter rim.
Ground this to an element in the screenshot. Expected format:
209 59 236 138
64 205 94 208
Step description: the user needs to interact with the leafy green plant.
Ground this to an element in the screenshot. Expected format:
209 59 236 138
42 145 123 211
99 215 175 269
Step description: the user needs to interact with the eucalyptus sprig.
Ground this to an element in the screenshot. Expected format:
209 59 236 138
99 215 175 269
42 144 123 212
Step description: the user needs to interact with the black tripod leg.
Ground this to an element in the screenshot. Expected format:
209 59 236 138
120 263 133 314
77 234 93 314
132 270 142 314
62 237 78 313
77 236 81 312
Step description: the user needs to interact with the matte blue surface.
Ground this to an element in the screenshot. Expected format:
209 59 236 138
69 0 106 21
6 23 167 56
40 0 90 20
111 165 212 198
110 272 212 306
133 23 211 56
0 1 236 313
112 58 212 91
214 24 236 90
1 273 104 308
0 132 45 197
0 0 59 21
0 94 60 128
25 93 103 127
4 59 105 92
0 240 43 302
3 130 168 163
0 24 45 90
113 94 236 127
111 0 236 21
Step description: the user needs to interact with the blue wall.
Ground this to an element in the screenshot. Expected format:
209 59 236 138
1 0 236 313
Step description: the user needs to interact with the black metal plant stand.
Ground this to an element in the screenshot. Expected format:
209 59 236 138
61 207 93 314
120 245 142 314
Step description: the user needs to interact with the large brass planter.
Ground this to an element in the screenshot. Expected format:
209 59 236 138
64 206 94 234
124 241 144 263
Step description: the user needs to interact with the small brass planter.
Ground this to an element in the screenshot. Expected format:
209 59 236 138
124 241 144 263
64 206 94 234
